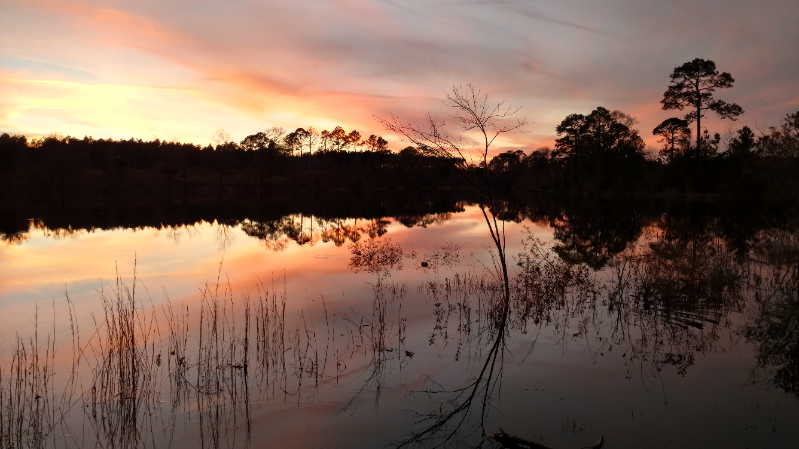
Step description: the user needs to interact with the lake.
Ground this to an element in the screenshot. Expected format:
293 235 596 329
1 196 798 448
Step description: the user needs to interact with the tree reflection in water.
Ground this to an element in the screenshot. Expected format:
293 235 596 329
394 233 602 448
2 201 799 448
395 216 799 447
745 229 799 396
239 214 453 250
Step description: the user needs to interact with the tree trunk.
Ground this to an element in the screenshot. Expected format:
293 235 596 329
695 84 702 151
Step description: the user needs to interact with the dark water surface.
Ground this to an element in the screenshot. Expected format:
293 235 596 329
1 197 798 448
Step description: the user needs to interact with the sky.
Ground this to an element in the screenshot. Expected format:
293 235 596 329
1 0 797 153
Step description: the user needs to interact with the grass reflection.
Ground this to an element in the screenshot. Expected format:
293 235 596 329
1 215 798 448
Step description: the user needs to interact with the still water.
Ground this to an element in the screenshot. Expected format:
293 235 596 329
1 202 798 448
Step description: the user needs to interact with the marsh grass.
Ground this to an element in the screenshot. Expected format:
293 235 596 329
253 277 287 399
0 303 79 449
341 278 407 412
89 273 154 448
0 261 341 449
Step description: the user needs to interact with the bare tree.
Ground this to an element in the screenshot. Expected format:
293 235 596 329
264 126 286 144
376 84 528 444
377 84 527 295
211 128 232 148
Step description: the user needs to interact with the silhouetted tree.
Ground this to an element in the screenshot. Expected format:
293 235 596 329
212 128 233 148
240 132 271 152
215 141 240 152
555 106 645 158
364 134 389 153
760 111 799 158
264 126 287 144
653 117 691 161
488 149 527 190
283 128 306 156
488 149 526 173
320 126 361 152
398 146 419 156
759 111 799 207
345 129 362 151
661 58 744 151
325 126 346 151
553 107 645 191
319 129 332 152
697 129 721 158
727 126 757 158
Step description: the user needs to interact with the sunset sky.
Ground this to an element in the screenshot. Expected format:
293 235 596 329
1 0 797 153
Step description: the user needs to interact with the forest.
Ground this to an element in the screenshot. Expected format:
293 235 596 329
1 109 797 202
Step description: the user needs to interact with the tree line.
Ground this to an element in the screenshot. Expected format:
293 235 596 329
0 123 465 201
491 106 798 200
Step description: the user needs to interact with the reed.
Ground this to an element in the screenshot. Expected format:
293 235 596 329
0 301 80 449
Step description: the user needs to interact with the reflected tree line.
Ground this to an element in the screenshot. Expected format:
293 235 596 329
2 190 798 267
0 188 465 246
386 223 798 448
1 202 797 448
332 212 798 447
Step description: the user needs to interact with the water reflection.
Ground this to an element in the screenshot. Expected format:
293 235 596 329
745 229 799 396
341 280 408 412
393 233 602 447
393 218 799 447
0 191 466 248
1 197 799 448
551 200 645 269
